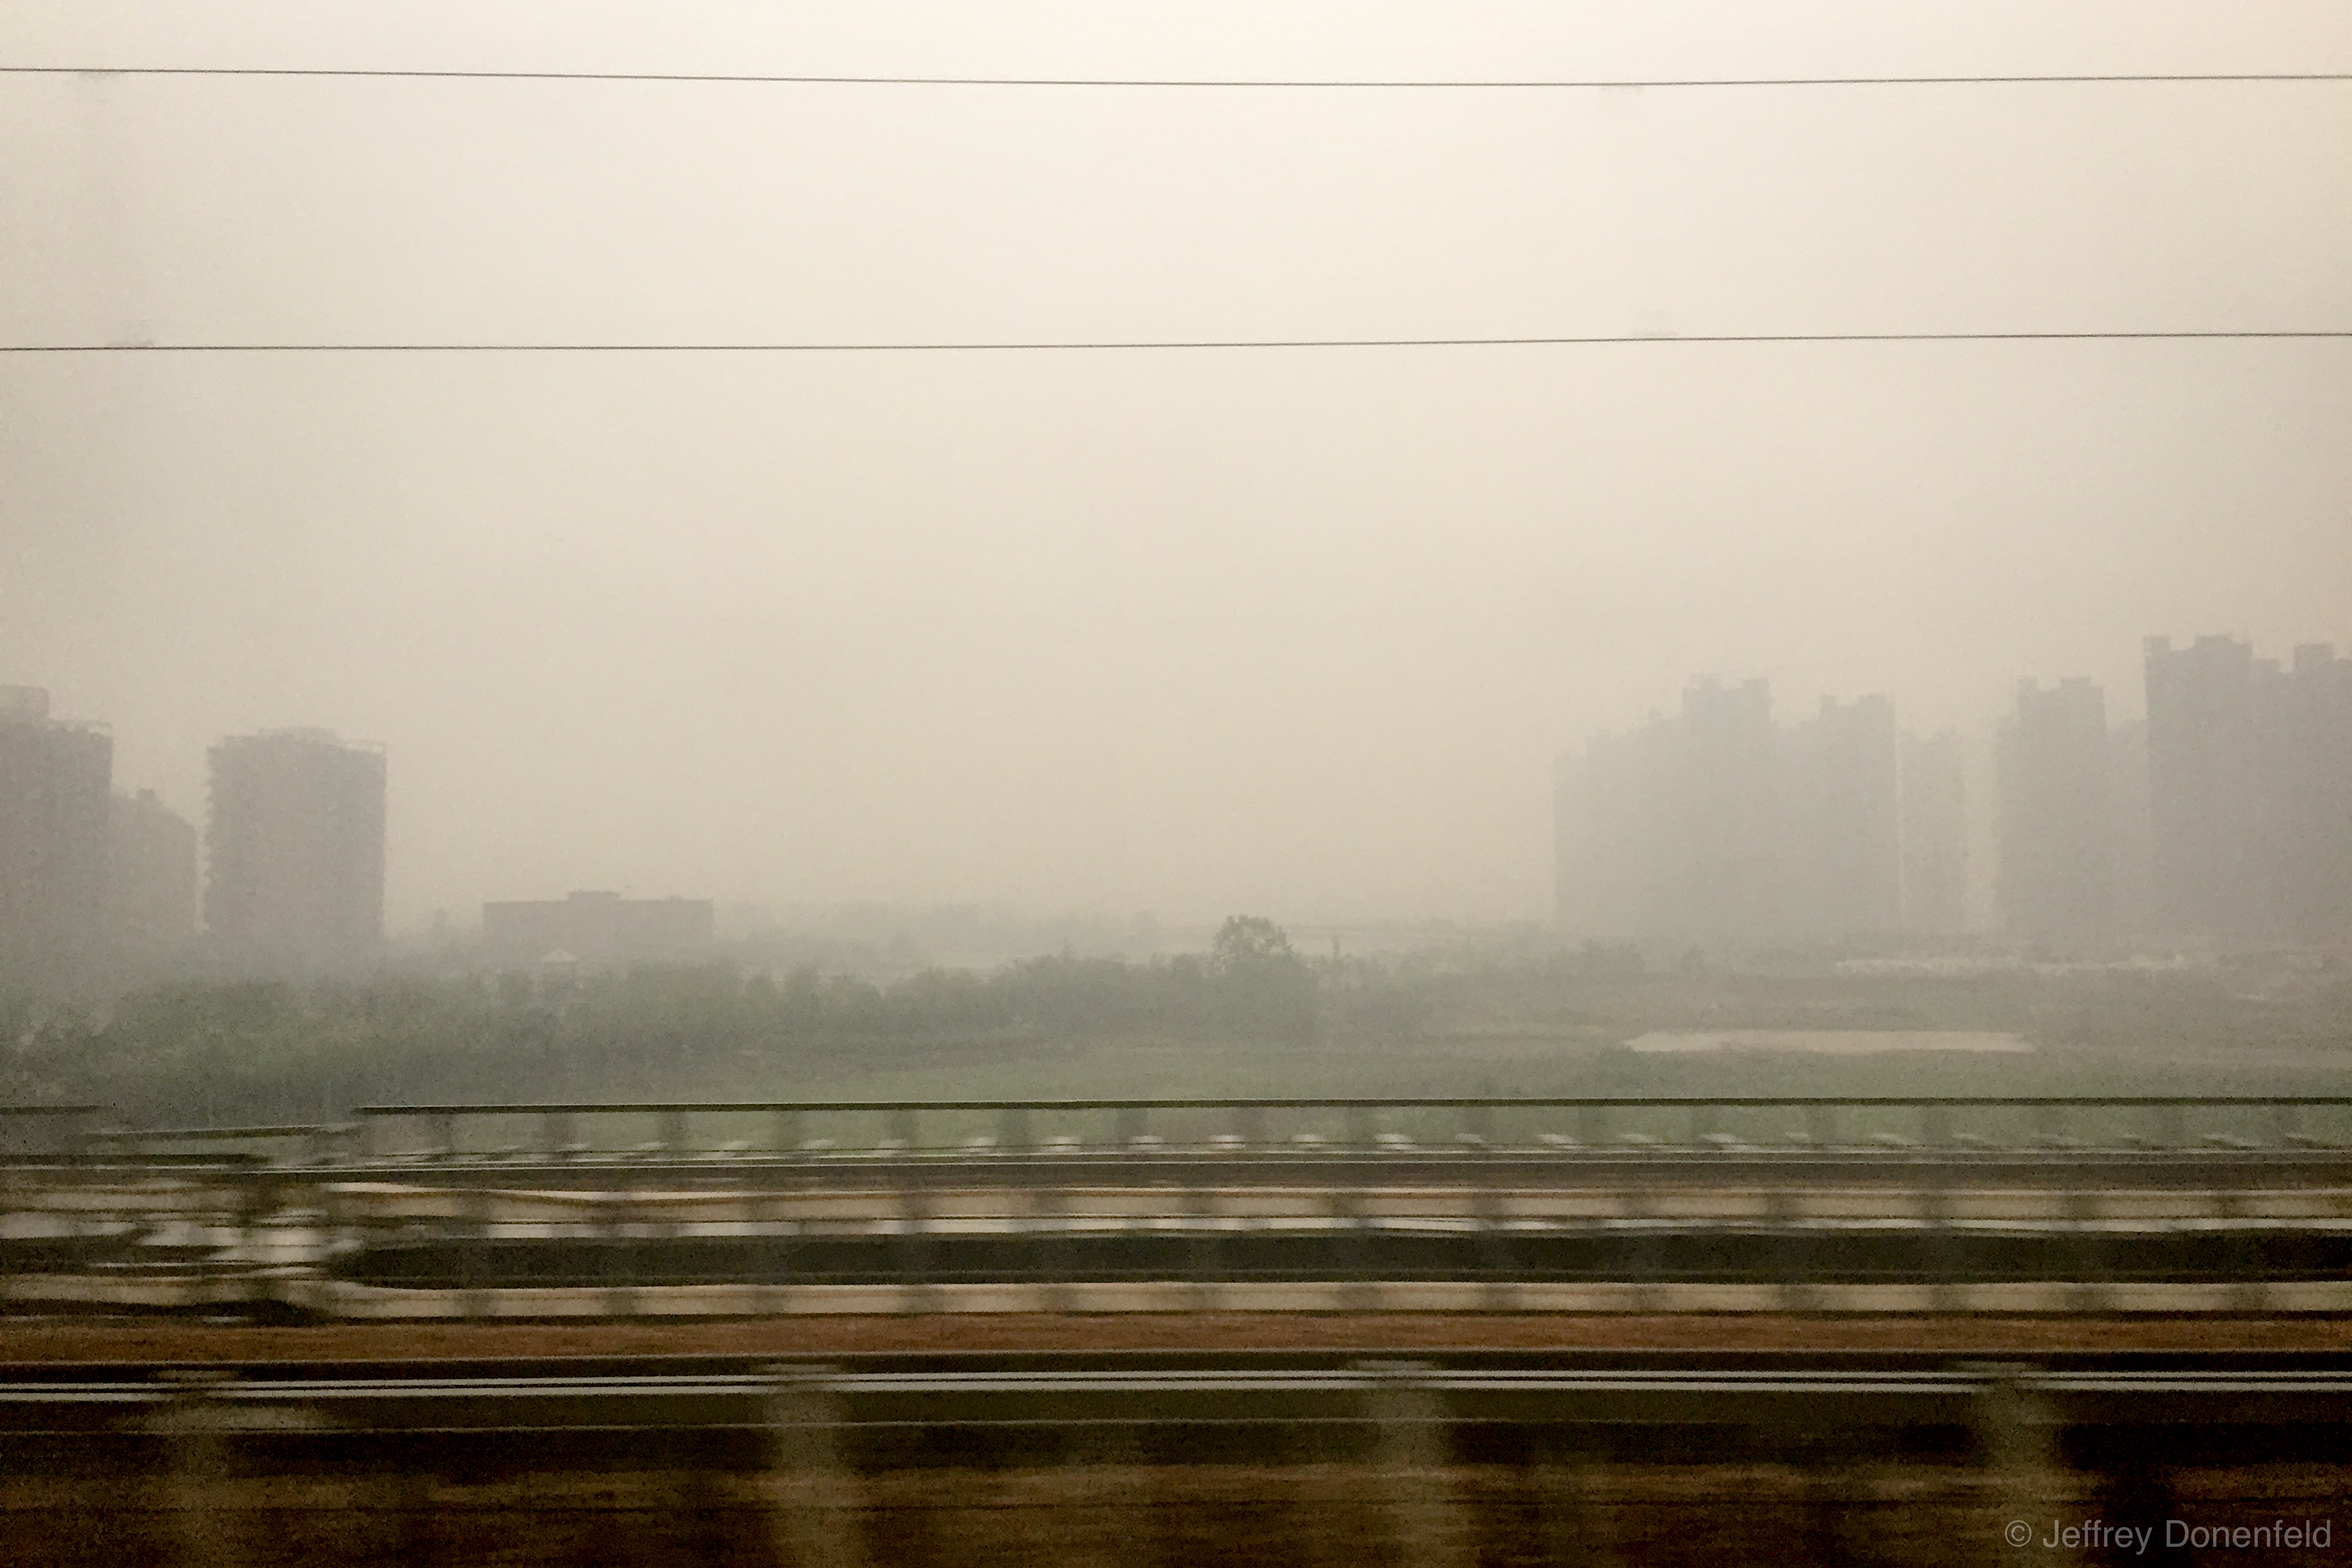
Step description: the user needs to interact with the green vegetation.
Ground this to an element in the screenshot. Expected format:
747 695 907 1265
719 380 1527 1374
0 915 1320 1124
4 922 2349 1128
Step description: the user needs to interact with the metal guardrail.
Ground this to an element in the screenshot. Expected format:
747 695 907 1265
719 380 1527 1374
89 1124 353 1144
80 1124 359 1167
11 1096 2352 1322
342 1096 2352 1162
13 1098 2352 1167
304 1101 2352 1315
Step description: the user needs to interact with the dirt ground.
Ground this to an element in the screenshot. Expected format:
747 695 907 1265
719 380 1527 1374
3 1459 2346 1567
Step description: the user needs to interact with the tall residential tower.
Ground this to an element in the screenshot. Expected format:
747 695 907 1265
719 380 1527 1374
2144 636 2352 944
204 729 386 974
109 789 198 971
0 687 112 994
1995 677 2115 942
1898 729 1968 936
1558 679 1934 949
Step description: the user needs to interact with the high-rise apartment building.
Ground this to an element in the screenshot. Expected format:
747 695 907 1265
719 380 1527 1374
1557 679 1784 945
1556 634 2350 953
0 687 113 994
1560 679 1925 948
2144 636 2268 940
2273 644 2352 940
109 789 198 970
1995 677 2115 942
1557 715 1672 938
2107 718 2154 937
205 729 386 973
1670 677 1783 946
2144 636 2352 944
1898 729 1968 936
1780 695 1902 939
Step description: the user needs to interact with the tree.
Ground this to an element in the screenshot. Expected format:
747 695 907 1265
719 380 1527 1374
1210 915 1298 974
1208 916 1320 1045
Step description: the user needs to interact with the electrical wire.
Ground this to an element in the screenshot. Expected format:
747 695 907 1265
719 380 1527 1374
4 66 2349 88
4 331 2345 354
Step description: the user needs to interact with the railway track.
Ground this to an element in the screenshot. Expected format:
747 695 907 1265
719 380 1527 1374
3 1349 2346 1564
2 1345 2345 1565
10 1095 2352 1321
6 1348 2351 1433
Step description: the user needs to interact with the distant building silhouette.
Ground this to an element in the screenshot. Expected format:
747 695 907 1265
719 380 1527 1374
1898 729 1968 936
2273 644 2352 940
2145 636 2352 944
1557 678 1780 945
2144 636 2269 941
2107 718 2154 936
1560 679 1938 948
109 789 198 971
1995 677 2115 942
1671 677 1784 945
481 891 715 967
1556 728 1639 937
1558 639 2352 953
1781 695 1902 939
0 687 111 995
204 729 386 974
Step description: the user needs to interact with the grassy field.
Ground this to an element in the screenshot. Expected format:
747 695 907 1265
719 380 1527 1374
12 950 2348 1131
653 1024 2352 1153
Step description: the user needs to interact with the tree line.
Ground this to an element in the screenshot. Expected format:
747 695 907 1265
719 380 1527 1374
1 916 1324 1125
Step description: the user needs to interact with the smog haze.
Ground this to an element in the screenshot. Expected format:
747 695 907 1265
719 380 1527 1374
3 1 2347 930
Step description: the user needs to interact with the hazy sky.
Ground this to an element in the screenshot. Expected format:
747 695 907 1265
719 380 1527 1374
3 2 2348 927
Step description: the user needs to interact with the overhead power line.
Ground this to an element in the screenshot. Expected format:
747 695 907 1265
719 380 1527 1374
4 65 2349 89
5 332 2346 355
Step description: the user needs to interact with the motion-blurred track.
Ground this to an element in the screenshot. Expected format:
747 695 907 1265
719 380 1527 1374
8 1095 2352 1319
3 1345 2346 1567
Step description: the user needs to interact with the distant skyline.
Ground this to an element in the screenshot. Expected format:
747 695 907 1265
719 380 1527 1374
5 2 2347 924
33 628 2350 940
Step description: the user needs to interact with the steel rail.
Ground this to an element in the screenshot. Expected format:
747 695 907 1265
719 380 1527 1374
352 1096 2352 1115
319 1145 2352 1167
88 1124 355 1143
3 1362 2347 1435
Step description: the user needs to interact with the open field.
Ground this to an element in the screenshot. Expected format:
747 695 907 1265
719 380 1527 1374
12 957 2350 1129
